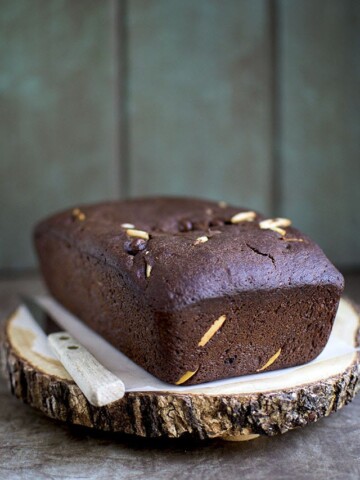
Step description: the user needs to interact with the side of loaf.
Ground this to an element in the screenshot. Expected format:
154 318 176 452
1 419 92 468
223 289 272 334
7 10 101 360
34 197 344 385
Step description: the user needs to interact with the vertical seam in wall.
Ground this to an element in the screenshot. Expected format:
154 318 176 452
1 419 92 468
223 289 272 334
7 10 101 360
117 0 130 198
269 0 282 216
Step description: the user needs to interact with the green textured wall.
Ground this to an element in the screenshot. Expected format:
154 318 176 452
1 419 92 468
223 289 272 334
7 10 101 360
0 0 359 270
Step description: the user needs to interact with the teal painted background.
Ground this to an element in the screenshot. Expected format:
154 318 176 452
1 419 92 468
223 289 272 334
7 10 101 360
0 0 359 270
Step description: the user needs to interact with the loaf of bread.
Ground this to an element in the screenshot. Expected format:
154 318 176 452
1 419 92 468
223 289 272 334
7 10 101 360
34 197 344 385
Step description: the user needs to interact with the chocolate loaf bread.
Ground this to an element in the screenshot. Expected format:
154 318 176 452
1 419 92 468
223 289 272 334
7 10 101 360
34 197 344 385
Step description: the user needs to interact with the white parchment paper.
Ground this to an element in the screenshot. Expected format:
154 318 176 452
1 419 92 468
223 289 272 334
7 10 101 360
14 296 359 395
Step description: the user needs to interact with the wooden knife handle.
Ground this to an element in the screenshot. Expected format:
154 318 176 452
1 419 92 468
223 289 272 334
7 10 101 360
48 332 125 407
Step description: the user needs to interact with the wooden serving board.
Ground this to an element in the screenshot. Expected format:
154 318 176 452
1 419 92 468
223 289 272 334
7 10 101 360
1 298 360 441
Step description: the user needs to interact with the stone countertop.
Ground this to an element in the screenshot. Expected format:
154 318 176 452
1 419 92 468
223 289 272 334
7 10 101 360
0 273 359 480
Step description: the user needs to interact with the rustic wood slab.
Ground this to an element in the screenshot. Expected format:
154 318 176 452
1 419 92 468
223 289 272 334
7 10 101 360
1 298 359 440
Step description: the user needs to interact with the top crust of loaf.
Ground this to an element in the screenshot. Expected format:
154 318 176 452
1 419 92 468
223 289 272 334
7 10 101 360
34 197 344 312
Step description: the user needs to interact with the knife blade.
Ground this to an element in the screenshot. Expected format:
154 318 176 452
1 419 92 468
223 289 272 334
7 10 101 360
20 295 125 407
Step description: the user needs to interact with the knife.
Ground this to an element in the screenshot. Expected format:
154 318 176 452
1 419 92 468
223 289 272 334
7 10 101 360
20 295 125 407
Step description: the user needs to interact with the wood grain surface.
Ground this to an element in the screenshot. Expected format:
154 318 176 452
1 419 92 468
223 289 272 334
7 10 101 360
0 0 120 269
127 0 273 214
0 273 360 479
0 0 359 270
279 0 360 267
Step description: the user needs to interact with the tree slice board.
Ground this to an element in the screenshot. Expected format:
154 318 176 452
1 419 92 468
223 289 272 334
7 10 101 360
0 298 359 440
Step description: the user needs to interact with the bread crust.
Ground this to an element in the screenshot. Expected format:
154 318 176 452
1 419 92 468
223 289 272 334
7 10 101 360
34 197 344 385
